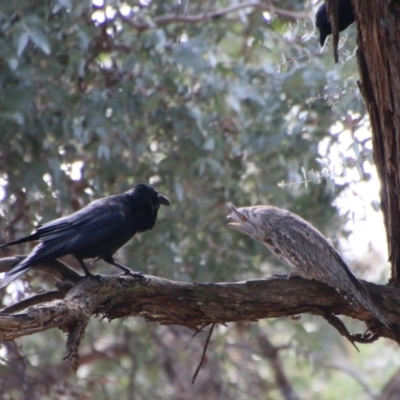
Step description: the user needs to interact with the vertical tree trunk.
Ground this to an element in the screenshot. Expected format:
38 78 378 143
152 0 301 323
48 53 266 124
354 0 400 283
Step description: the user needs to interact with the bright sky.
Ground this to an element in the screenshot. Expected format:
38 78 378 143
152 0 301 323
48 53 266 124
321 120 389 282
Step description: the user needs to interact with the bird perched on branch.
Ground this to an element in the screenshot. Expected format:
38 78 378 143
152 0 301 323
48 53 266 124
0 184 170 288
316 0 355 46
226 203 389 326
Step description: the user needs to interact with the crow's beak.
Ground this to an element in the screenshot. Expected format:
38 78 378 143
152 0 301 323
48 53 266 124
158 194 171 206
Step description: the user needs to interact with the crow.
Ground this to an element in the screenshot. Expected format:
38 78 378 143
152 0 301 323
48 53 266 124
226 203 389 326
316 0 355 46
0 184 170 288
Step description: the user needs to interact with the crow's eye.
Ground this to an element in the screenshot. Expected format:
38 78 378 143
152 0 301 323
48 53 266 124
240 214 247 222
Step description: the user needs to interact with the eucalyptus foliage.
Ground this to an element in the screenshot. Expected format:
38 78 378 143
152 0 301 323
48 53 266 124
1 1 389 399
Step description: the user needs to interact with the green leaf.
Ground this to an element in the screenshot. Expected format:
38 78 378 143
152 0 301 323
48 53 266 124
203 137 215 152
371 200 381 212
8 57 18 70
97 144 110 160
28 28 51 55
17 32 30 57
174 182 184 202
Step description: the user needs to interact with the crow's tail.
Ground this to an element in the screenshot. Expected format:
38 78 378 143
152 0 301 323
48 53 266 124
0 234 41 288
0 233 40 249
0 260 32 288
0 241 45 289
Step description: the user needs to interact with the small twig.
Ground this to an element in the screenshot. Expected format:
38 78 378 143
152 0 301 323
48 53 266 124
192 322 216 384
184 0 191 17
278 156 367 190
1 281 75 313
2 290 65 313
119 2 309 33
192 323 208 337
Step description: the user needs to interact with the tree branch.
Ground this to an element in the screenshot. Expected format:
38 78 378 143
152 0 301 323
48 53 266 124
119 2 309 32
2 290 66 314
1 272 399 369
257 333 299 400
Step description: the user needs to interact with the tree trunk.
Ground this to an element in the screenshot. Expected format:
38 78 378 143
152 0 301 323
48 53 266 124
354 0 400 283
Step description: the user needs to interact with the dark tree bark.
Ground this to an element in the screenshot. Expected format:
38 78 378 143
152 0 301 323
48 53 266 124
353 0 400 283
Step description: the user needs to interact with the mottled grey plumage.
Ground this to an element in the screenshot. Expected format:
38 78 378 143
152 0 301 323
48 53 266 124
226 203 388 326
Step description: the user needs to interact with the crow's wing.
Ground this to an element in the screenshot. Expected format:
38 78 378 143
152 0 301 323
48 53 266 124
0 205 130 288
36 204 129 256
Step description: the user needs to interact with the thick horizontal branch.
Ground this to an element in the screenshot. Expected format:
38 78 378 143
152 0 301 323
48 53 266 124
119 2 309 32
1 274 399 345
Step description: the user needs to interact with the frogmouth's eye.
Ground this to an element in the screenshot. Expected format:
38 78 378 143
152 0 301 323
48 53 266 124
240 214 247 222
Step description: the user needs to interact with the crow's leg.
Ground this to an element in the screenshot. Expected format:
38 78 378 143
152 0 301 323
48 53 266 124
74 257 101 280
103 255 144 279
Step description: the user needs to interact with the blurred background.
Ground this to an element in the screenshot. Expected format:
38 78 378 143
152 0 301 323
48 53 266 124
0 0 397 399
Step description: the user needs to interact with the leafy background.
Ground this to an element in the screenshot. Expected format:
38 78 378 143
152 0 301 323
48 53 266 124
0 1 396 399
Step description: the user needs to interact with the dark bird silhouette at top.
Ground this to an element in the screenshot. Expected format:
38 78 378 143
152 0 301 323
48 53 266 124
0 184 170 288
316 0 355 46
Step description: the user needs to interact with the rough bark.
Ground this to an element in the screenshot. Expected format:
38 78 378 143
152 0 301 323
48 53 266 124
1 263 400 366
354 0 400 283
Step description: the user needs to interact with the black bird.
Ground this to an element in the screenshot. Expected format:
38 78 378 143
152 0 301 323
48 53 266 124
316 0 355 46
0 184 170 288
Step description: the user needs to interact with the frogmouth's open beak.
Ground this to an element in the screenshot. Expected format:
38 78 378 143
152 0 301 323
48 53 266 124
226 202 242 229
